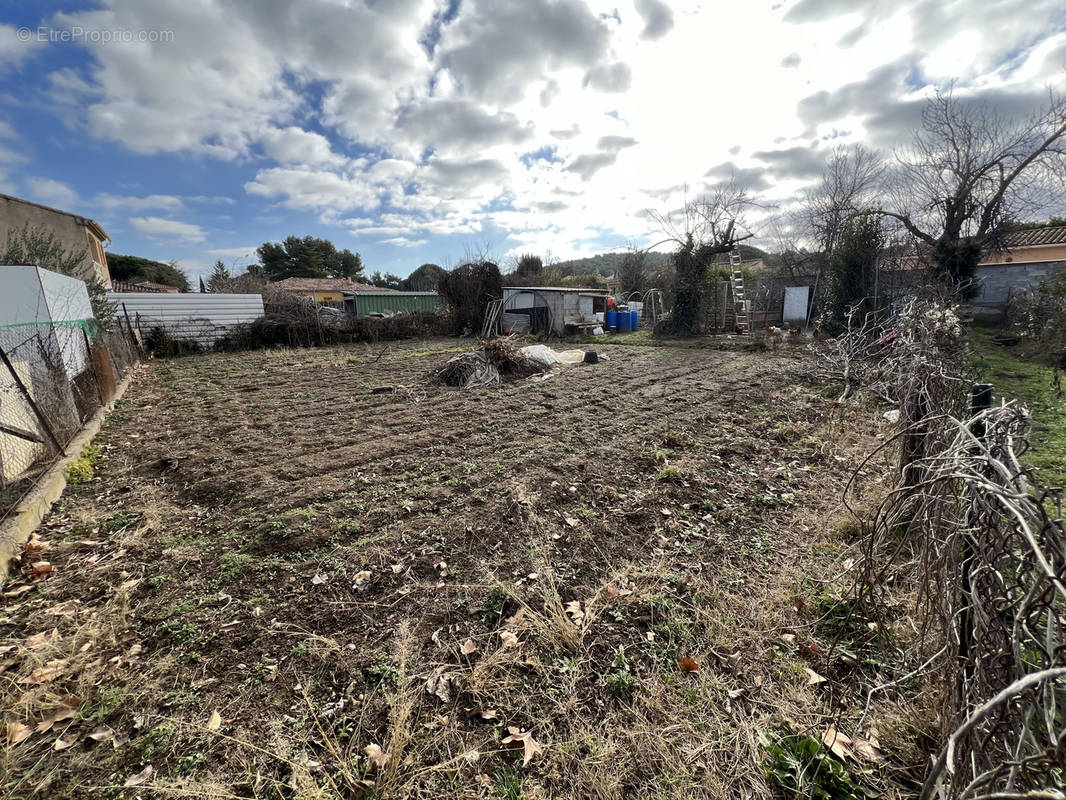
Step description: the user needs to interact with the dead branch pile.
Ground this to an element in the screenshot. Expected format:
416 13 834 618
480 336 546 377
851 406 1065 799
434 350 501 388
433 337 548 388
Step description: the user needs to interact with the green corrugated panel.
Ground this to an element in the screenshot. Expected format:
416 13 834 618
353 292 439 316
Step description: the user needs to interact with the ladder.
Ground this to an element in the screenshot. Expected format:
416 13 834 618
728 249 749 334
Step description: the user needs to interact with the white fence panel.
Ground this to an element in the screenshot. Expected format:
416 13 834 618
107 293 265 345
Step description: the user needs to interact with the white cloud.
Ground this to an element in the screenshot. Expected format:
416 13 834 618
24 177 79 208
259 126 346 167
206 245 258 258
94 193 183 212
20 0 1066 261
130 216 206 242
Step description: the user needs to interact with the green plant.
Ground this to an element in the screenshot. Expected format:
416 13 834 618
493 767 523 800
218 552 253 581
365 653 399 686
66 443 102 484
761 730 859 800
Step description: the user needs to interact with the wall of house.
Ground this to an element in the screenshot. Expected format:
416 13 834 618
0 196 110 286
981 244 1066 265
973 261 1066 308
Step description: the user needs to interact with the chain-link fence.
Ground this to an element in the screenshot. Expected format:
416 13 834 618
0 320 138 517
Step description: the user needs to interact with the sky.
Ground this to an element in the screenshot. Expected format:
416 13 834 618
1 0 1065 284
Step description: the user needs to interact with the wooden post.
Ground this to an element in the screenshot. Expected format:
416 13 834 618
0 344 64 453
82 328 106 406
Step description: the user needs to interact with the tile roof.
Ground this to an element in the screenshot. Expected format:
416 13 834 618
274 277 381 292
1000 225 1066 248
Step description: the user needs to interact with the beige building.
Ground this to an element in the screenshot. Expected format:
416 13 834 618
0 193 112 287
981 225 1066 265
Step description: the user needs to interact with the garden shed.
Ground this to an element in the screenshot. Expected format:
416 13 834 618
500 286 608 335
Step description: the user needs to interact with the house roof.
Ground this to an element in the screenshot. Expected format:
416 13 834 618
0 192 110 243
274 277 381 292
1000 225 1066 248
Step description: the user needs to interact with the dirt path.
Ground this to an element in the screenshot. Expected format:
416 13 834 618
1 338 892 799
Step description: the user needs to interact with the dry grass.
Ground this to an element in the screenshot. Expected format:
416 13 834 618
0 337 913 799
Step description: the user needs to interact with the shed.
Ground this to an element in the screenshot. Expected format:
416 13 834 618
107 292 264 345
345 290 439 316
501 286 608 335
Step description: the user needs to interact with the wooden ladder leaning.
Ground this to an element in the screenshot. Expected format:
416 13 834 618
728 249 749 334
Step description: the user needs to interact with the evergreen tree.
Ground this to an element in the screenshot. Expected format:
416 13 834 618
817 212 884 335
207 260 232 293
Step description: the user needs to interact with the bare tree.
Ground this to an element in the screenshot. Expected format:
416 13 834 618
803 143 884 257
882 88 1066 294
648 182 760 333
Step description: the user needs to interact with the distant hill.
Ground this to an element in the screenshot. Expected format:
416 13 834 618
553 251 672 276
554 244 770 276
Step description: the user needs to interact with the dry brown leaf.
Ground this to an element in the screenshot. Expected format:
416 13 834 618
53 735 76 751
499 630 520 649
564 517 579 528
679 656 699 673
124 765 153 787
822 725 883 762
424 668 459 703
35 705 76 734
88 727 114 743
804 667 827 686
29 562 53 580
206 710 222 731
46 600 78 617
564 600 584 623
25 629 60 649
501 727 543 767
7 721 32 744
364 743 388 769
460 638 477 656
20 659 68 685
4 584 34 598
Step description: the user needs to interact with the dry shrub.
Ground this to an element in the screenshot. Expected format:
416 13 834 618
437 261 502 334
216 296 451 351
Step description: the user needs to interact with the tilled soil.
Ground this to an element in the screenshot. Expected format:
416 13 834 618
1 338 897 799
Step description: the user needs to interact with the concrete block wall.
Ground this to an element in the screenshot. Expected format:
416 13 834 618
973 261 1066 307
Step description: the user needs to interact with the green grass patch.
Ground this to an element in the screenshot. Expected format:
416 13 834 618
971 327 1066 488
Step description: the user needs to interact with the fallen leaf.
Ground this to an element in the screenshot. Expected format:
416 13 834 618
311 573 328 585
460 638 477 656
353 570 372 590
124 765 153 787
7 721 32 744
25 629 60 649
206 710 222 731
499 630 520 649
20 659 68 685
88 727 115 743
778 633 796 646
364 743 388 769
660 508 672 517
29 562 53 579
35 704 77 734
680 657 699 673
4 584 34 598
564 600 584 624
564 517 579 528
53 735 76 751
501 727 543 767
804 667 827 686
46 601 78 617
424 668 460 703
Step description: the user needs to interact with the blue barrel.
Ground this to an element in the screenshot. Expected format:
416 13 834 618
606 310 618 331
630 310 639 330
617 310 632 332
